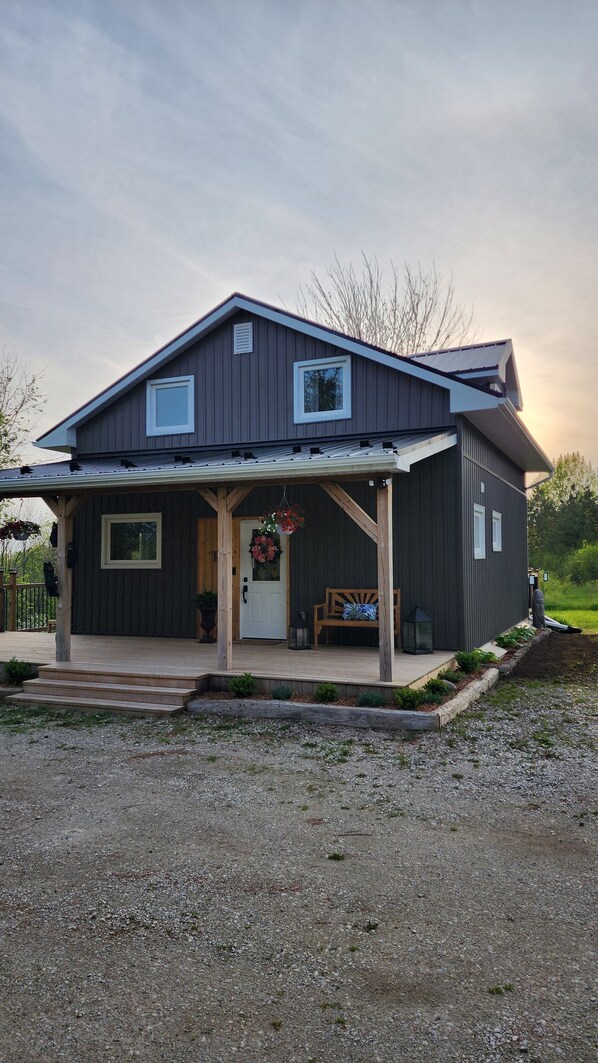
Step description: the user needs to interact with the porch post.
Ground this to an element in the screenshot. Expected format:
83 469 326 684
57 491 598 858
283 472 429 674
216 486 233 670
55 497 73 663
376 479 395 683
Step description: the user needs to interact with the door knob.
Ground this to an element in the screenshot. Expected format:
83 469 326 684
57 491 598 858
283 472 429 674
242 578 248 604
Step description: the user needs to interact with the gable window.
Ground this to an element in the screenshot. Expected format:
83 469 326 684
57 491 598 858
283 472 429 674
101 514 162 569
294 356 351 423
146 376 194 436
234 321 253 354
492 510 503 552
473 504 486 559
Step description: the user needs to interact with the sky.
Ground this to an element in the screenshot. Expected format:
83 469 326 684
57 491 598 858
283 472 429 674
1 0 597 472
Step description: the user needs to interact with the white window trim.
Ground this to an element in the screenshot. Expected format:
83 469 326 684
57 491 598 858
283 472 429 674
473 503 486 560
492 510 503 552
146 376 194 436
101 513 162 569
293 355 351 424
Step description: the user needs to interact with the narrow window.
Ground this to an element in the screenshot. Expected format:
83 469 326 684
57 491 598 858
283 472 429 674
234 322 253 354
146 376 194 436
473 504 486 559
101 514 162 569
294 356 351 423
492 510 502 552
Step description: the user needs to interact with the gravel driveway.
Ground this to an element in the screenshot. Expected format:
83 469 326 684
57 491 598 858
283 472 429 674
1 661 596 1062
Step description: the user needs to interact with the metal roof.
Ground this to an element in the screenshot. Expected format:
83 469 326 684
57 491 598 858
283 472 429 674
0 431 459 498
410 341 511 374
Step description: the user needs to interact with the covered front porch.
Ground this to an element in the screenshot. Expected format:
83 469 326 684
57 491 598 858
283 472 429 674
0 632 454 694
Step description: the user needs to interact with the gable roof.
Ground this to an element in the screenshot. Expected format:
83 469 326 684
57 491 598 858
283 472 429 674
410 339 522 410
35 293 506 453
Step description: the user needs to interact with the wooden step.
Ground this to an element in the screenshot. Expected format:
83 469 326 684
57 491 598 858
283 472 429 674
37 666 202 689
21 679 195 706
6 693 183 717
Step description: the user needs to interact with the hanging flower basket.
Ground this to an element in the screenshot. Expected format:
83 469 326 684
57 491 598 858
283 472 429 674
0 519 40 542
260 504 305 537
249 532 282 564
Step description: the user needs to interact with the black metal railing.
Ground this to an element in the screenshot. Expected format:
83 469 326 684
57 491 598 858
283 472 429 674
0 572 56 632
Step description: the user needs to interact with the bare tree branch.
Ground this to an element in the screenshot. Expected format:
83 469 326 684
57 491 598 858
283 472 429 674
297 253 476 355
0 351 45 468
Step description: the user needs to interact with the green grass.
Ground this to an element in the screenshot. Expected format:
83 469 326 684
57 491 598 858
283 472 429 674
544 580 598 633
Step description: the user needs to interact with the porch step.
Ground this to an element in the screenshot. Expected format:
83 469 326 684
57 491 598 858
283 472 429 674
7 665 201 717
37 667 201 690
6 692 183 717
20 678 194 707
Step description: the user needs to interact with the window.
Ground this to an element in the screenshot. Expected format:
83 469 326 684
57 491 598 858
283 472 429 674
294 356 351 423
146 376 194 436
234 321 253 354
101 514 162 569
492 510 502 552
473 504 486 559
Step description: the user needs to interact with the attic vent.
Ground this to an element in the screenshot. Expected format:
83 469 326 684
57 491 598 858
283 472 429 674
234 322 253 354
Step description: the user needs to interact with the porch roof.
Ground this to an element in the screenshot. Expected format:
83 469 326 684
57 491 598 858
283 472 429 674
0 430 457 498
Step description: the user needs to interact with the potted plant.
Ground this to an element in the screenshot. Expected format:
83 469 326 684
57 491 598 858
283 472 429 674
0 519 40 541
260 487 305 536
195 590 218 643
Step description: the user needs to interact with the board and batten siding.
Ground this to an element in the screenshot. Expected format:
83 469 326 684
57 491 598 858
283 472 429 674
71 451 462 648
459 419 528 650
75 312 454 455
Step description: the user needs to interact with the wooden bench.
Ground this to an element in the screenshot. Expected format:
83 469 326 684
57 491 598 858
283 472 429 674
313 588 401 650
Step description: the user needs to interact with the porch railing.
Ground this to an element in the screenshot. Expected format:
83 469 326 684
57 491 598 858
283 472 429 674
0 570 57 632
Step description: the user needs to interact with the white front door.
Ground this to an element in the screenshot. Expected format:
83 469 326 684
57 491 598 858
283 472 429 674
239 520 288 639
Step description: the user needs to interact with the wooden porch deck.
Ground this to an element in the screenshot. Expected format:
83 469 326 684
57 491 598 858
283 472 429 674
0 632 454 690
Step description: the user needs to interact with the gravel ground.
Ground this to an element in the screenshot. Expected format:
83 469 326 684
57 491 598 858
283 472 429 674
0 660 596 1062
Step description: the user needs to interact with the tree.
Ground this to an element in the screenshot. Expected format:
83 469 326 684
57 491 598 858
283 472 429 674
528 453 598 572
0 351 44 469
296 253 476 354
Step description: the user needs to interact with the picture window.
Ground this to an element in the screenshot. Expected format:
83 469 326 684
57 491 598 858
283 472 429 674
146 376 194 436
294 356 351 423
101 514 162 569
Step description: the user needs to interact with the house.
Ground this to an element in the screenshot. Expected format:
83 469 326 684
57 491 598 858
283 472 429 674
0 293 552 683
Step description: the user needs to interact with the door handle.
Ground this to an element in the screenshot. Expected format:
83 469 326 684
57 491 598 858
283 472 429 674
242 579 248 604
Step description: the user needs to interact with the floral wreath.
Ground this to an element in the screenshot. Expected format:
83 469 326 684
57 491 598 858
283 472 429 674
249 532 282 564
0 519 41 541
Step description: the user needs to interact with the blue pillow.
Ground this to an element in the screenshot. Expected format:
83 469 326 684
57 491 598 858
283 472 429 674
342 602 378 621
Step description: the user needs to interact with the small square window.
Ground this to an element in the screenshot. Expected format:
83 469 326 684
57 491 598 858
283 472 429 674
146 376 194 436
294 356 351 423
101 514 162 569
473 503 486 559
492 511 502 552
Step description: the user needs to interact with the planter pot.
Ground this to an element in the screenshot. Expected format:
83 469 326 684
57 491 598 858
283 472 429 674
198 607 217 643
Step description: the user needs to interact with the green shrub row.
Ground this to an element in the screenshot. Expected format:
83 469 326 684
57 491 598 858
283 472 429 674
494 627 535 649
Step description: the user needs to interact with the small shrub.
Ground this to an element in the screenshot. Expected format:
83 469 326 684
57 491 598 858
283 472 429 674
392 686 423 710
3 657 32 686
271 684 292 700
357 690 385 708
314 682 338 703
229 672 256 697
455 648 497 673
423 677 447 696
438 667 464 683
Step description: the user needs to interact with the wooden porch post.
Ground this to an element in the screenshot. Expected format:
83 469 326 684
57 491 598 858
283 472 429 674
377 479 395 683
216 486 233 670
42 495 81 663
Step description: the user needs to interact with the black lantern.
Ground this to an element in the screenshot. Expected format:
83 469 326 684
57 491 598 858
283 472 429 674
288 611 310 650
402 606 433 654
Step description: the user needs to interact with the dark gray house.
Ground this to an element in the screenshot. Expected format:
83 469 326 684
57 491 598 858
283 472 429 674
0 293 551 681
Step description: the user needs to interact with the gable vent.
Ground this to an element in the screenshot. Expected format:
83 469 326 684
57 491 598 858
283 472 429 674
234 321 253 354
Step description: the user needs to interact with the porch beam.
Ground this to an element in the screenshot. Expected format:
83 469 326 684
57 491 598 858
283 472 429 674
319 482 378 544
216 486 233 670
376 480 395 683
197 486 218 512
226 485 253 513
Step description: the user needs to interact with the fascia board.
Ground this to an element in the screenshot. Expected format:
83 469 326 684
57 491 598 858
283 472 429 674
0 453 406 497
394 431 457 471
464 402 552 473
36 294 502 449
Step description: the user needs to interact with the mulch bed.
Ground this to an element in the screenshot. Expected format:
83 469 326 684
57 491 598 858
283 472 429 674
509 632 598 680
